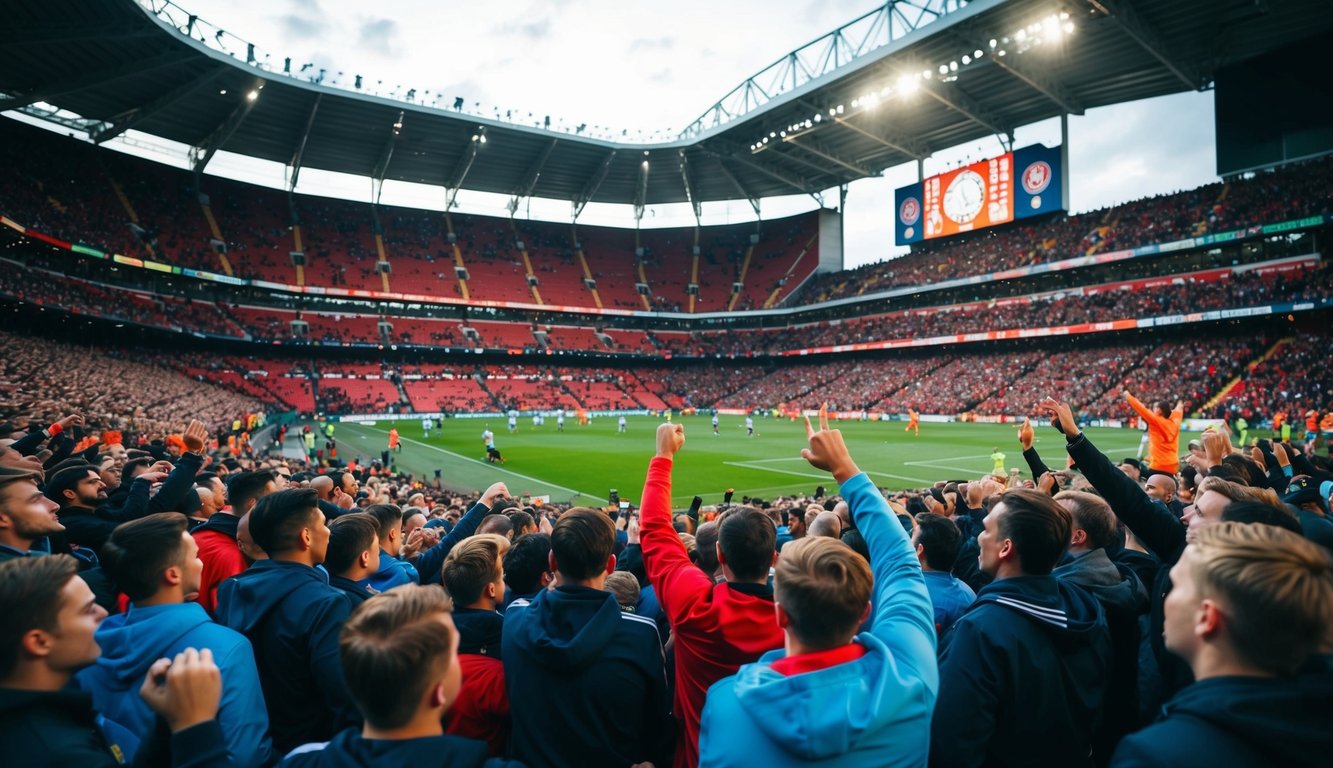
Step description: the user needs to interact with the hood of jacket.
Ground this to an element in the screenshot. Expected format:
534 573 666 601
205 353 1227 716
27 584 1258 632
192 511 240 539
287 726 492 768
506 585 622 672
725 632 929 761
215 559 328 634
969 574 1105 649
87 602 215 687
1159 662 1333 762
1054 548 1149 614
453 607 504 657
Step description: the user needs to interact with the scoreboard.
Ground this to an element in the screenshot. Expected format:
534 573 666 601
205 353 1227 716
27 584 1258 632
896 144 1064 245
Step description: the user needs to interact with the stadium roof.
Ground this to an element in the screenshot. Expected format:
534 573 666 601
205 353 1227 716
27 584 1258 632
2 0 1329 208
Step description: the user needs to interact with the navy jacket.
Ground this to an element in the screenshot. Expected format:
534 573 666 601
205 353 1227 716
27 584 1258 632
216 559 358 753
1112 661 1333 767
931 575 1112 768
502 585 671 768
0 686 230 768
280 727 522 767
329 575 378 607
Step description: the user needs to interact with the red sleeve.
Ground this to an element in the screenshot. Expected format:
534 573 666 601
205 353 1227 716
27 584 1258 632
639 456 713 626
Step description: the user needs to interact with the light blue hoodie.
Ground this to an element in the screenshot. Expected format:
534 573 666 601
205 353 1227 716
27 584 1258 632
75 601 272 768
698 472 938 767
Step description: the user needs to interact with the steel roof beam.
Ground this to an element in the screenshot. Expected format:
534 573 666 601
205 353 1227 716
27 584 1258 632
1 24 159 46
783 135 875 177
513 138 558 199
711 156 761 216
678 149 701 221
919 78 1012 141
444 133 484 211
190 78 264 176
720 151 810 195
91 66 229 144
287 95 322 191
1090 0 1200 90
370 112 403 204
0 49 195 111
633 153 650 220
574 150 617 219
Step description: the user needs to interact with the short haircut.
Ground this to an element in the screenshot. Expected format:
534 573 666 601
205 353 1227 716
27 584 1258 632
1220 454 1267 488
913 513 961 571
362 504 404 540
694 521 720 576
1055 491 1118 551
477 514 513 539
1220 501 1302 535
550 507 614 581
774 536 873 649
227 470 276 514
505 510 534 534
121 457 153 479
325 514 380 575
248 488 321 555
1198 477 1284 510
504 533 552 596
605 571 640 611
102 513 189 602
1188 522 1333 676
995 489 1072 575
0 555 79 679
718 507 776 581
339 584 456 729
44 465 97 507
442 534 509 606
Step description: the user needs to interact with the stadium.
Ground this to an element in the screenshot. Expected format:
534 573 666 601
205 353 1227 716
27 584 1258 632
2 1 1332 766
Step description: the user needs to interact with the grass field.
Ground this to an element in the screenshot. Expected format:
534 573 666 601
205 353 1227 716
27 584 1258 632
313 415 1202 507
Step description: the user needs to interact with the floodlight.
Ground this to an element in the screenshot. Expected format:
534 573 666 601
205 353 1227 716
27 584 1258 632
246 90 258 101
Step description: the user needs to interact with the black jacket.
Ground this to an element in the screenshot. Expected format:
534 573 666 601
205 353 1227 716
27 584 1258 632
279 727 522 767
216 559 358 753
502 585 671 768
0 686 229 768
1065 431 1194 705
931 575 1112 768
1112 660 1333 767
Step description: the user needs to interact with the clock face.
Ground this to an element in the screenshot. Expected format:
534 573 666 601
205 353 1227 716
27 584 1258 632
943 169 986 224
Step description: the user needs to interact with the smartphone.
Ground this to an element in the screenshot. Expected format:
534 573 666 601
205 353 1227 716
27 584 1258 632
688 495 703 519
609 489 620 506
723 488 734 505
618 500 630 511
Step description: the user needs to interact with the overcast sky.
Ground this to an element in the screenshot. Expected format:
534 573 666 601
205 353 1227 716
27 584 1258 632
135 0 1219 268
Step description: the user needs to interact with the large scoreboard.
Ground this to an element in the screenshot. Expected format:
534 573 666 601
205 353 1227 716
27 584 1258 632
895 144 1064 244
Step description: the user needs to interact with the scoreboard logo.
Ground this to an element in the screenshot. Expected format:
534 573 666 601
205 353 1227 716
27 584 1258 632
1021 161 1052 195
899 196 921 225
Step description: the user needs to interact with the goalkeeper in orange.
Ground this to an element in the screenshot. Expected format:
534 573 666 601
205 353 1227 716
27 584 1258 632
905 407 920 436
1124 389 1183 474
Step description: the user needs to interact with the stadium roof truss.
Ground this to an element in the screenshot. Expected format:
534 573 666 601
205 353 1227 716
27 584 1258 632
0 0 1328 209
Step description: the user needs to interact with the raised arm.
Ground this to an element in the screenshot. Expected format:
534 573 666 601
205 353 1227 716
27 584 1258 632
802 405 937 685
639 424 714 624
414 482 509 584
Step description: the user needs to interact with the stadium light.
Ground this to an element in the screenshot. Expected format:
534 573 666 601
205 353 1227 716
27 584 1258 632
246 90 258 101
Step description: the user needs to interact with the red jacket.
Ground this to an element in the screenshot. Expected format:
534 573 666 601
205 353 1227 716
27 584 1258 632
193 521 245 616
639 457 784 768
442 653 508 755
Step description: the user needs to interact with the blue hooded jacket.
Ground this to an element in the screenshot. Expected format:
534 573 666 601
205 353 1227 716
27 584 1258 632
216 559 358 754
359 550 418 592
74 601 271 768
699 472 938 767
931 574 1111 768
502 585 671 768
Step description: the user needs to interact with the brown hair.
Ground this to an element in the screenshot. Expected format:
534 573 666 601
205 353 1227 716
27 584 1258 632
0 555 79 678
1054 491 1117 551
102 513 189 602
774 536 872 649
1189 522 1333 676
325 513 379 576
550 507 615 580
995 489 1072 575
442 534 510 606
1197 477 1283 509
339 584 456 729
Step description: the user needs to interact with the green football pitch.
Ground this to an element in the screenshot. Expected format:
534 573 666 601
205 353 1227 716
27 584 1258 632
320 415 1201 508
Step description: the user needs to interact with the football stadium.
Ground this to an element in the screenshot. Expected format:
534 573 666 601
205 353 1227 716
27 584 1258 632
2 1 1331 766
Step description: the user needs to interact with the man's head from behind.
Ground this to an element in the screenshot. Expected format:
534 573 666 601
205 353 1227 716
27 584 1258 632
549 507 615 584
979 489 1072 578
774 536 872 651
443 534 510 609
1055 491 1117 553
102 513 202 604
247 488 329 565
339 585 461 731
226 470 277 516
325 513 381 580
44 465 106 509
504 533 552 597
717 506 776 583
0 555 106 686
912 512 961 572
1164 522 1333 678
0 467 61 550
363 504 404 556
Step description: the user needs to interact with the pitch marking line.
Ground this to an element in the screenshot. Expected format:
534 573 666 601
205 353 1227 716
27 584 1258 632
341 425 603 504
725 460 935 486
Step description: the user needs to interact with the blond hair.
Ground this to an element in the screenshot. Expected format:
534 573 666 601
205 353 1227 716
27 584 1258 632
442 533 510 606
1190 522 1333 675
774 536 872 649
